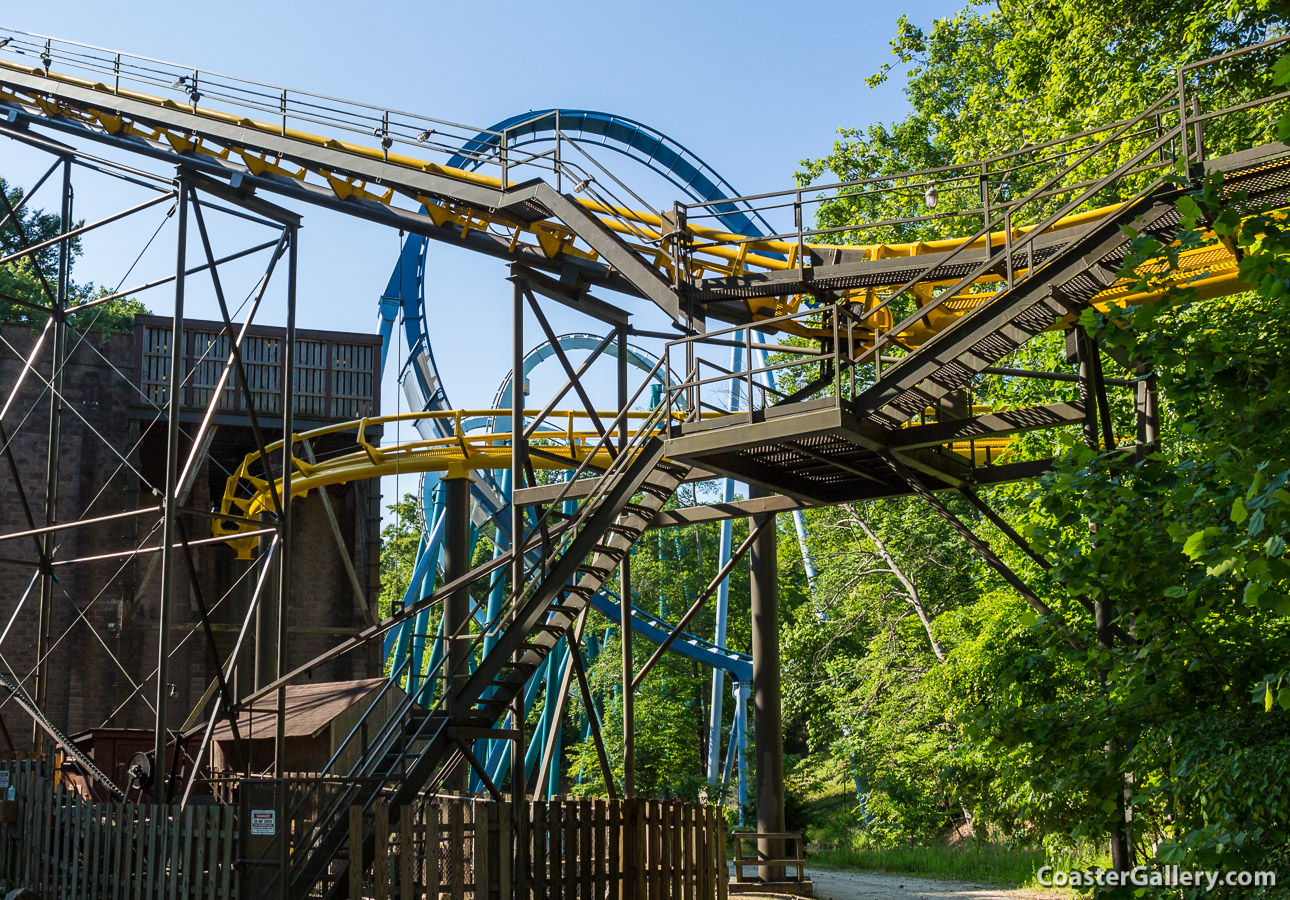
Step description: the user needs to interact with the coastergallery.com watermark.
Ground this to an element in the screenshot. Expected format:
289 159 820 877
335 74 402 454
1037 866 1277 891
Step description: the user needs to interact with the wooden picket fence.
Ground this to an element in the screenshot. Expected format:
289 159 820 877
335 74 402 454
0 764 237 899
0 760 729 900
351 796 728 900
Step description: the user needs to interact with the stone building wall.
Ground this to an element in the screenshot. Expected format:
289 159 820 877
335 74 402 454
0 321 382 751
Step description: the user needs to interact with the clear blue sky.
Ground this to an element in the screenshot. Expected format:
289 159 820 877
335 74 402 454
2 1 962 505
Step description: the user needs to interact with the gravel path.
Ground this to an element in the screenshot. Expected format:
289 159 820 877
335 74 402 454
799 867 1067 900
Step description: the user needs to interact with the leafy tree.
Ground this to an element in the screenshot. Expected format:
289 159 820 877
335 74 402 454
378 492 422 620
779 1 1290 888
1 175 149 332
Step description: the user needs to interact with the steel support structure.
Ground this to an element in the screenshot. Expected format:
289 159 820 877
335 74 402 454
3 32 1281 895
749 484 785 883
0 129 302 807
33 155 70 749
617 322 635 798
273 220 299 898
510 277 527 804
442 471 472 794
152 175 189 798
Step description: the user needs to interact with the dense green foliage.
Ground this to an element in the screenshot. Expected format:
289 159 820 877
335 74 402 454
773 0 1290 892
378 492 423 621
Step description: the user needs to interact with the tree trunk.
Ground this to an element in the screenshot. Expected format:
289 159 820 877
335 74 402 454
844 504 947 663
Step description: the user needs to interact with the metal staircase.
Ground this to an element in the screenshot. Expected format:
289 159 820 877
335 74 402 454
287 401 688 898
854 185 1183 428
854 139 1290 429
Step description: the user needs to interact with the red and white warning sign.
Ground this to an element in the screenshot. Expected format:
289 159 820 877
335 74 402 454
250 809 277 836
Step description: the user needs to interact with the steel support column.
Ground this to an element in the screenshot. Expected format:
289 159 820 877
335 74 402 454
620 553 634 797
33 156 70 749
509 278 526 803
749 485 785 883
153 174 187 798
274 222 298 899
442 471 472 794
707 333 743 783
617 321 635 798
733 680 750 822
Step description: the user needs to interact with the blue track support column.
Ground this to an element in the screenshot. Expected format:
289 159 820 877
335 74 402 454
376 294 400 375
790 508 818 587
443 471 472 794
525 648 565 789
508 275 529 802
547 709 562 799
749 484 785 882
485 668 543 785
733 681 750 821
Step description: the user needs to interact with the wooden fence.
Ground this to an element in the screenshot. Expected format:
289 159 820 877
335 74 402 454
0 764 237 899
0 761 729 900
351 796 728 900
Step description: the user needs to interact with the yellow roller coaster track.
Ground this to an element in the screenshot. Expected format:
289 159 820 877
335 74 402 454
0 38 1265 351
214 407 1016 555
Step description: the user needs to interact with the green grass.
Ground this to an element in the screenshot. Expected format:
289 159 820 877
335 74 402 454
808 841 1109 889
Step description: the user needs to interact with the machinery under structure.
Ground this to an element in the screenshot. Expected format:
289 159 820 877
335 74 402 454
0 24 1287 899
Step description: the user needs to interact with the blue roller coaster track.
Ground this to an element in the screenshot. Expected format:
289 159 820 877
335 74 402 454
376 110 816 806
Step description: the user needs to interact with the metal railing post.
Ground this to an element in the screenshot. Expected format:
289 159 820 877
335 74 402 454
663 343 672 426
555 112 562 193
980 162 991 236
831 304 840 404
745 328 755 422
1191 96 1205 166
848 317 856 399
671 201 687 293
873 323 883 385
795 191 805 277
1003 206 1014 288
501 126 510 189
